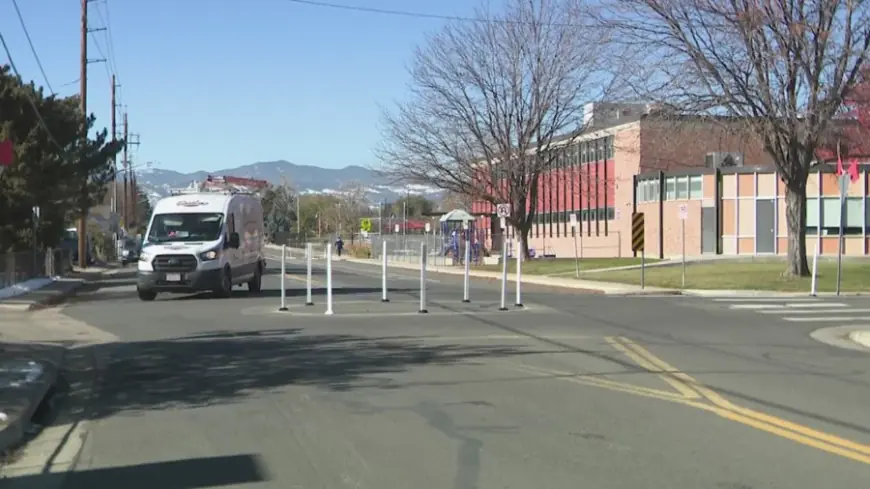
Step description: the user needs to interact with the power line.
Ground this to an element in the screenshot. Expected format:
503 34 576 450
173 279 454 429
96 0 123 113
10 0 54 95
283 0 580 26
0 29 61 149
95 0 119 76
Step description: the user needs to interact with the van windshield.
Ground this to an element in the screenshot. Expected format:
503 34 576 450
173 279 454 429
147 213 224 243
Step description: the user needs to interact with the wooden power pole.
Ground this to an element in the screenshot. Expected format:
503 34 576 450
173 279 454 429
77 0 88 268
122 111 128 228
110 74 117 215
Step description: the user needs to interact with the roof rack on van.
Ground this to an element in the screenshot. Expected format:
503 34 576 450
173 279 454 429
169 188 258 196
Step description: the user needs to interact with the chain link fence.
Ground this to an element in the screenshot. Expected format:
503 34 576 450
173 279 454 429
0 249 74 289
271 229 493 268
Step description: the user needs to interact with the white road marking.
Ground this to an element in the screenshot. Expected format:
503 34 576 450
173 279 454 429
712 297 818 302
759 308 870 315
784 316 870 322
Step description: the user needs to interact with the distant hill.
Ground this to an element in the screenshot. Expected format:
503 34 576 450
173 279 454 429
136 160 442 204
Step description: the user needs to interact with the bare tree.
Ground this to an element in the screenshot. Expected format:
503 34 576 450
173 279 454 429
376 0 615 257
599 0 870 275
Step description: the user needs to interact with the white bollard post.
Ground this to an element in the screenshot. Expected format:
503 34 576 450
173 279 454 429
381 240 389 303
515 247 523 307
810 240 819 297
305 243 314 306
325 244 334 315
462 235 471 303
499 238 508 311
278 245 288 311
419 242 428 313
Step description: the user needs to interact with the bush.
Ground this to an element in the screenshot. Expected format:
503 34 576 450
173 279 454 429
347 243 372 258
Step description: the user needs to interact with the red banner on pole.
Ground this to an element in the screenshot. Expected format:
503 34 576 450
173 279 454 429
848 158 860 183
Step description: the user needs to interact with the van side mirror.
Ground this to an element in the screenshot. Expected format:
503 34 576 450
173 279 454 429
228 232 241 249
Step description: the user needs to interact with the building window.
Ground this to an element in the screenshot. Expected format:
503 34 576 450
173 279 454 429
806 198 819 234
606 136 614 159
689 175 703 199
665 177 676 200
819 197 864 235
636 179 660 203
676 176 689 199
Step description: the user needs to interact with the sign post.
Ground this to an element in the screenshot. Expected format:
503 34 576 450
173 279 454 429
499 237 508 311
632 212 645 289
570 213 579 278
462 221 471 303
835 157 859 296
837 174 848 296
679 204 688 288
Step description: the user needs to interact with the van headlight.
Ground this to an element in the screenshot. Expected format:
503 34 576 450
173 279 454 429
139 252 152 262
200 249 220 261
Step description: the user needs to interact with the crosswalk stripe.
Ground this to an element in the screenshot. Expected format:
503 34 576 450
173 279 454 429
712 297 818 302
730 304 787 309
758 308 870 315
729 302 847 309
784 316 869 322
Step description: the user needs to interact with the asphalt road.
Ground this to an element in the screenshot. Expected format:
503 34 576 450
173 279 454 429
15 255 870 488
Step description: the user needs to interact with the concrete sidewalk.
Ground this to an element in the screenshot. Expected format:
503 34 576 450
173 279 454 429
263 244 673 295
0 269 122 459
264 244 852 297
0 266 126 312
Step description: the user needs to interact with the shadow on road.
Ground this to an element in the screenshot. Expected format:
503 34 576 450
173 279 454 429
5 453 269 489
72 327 538 421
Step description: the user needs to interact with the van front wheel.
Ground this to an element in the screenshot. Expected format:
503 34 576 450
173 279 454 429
248 264 262 293
214 267 233 298
138 289 157 301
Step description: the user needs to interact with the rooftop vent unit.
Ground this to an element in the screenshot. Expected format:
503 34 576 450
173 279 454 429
705 152 744 169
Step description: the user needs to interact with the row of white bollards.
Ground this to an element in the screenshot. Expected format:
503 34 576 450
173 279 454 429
277 239 523 315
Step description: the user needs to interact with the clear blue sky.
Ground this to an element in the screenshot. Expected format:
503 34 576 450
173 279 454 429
1 0 484 173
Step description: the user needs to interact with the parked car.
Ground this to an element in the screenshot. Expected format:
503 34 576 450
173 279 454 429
120 239 141 266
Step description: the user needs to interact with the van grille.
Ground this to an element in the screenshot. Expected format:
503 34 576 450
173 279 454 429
153 254 198 273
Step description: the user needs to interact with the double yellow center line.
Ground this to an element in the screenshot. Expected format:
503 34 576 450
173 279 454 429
507 336 870 465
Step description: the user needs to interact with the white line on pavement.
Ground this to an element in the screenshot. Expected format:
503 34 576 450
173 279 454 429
784 316 869 322
759 308 870 315
713 297 818 302
730 304 787 309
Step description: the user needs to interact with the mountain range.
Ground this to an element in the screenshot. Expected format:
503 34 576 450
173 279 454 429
136 160 442 204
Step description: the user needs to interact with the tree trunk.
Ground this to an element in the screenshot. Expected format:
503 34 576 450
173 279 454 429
784 182 810 276
77 212 88 269
517 221 531 258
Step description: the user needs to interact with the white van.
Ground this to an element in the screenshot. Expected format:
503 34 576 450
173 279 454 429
136 190 266 301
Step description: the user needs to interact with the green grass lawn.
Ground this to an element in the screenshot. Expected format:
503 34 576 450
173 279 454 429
478 257 657 275
584 259 870 292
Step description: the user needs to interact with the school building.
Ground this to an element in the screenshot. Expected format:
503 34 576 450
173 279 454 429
471 102 870 258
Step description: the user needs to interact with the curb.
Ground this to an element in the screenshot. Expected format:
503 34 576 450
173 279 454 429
848 330 870 349
0 349 63 457
335 257 675 295
0 280 86 312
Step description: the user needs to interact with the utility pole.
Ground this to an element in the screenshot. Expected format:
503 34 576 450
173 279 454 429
121 112 140 233
122 111 128 229
110 75 117 213
77 0 88 269
77 0 106 268
110 75 118 256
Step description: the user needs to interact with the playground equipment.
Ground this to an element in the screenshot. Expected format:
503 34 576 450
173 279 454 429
439 209 483 266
